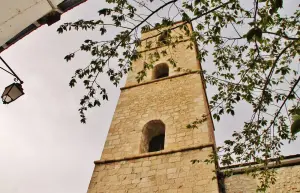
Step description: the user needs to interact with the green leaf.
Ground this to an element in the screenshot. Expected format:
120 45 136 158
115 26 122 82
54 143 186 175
248 21 255 26
94 100 101 107
191 159 200 164
246 28 262 42
80 118 86 124
98 8 112 16
274 0 283 9
100 27 107 35
290 108 300 115
69 78 77 88
291 114 300 135
64 53 75 62
246 28 256 42
103 94 108 100
292 114 300 121
291 116 300 135
255 28 263 42
194 0 201 6
182 12 190 22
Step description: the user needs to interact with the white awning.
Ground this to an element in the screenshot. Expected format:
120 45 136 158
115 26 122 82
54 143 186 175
0 0 87 53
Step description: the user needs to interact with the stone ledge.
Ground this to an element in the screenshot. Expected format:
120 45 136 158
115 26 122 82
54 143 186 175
94 143 214 165
137 39 190 53
221 154 300 175
121 71 199 91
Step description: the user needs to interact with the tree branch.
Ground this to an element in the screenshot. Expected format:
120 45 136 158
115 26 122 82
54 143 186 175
263 31 299 40
267 76 300 130
139 1 231 42
256 41 297 111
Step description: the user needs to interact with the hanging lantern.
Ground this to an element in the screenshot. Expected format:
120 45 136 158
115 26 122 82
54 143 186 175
1 83 24 104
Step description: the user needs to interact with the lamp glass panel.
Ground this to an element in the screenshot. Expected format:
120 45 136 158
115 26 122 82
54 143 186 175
2 95 12 103
8 84 24 100
1 84 13 97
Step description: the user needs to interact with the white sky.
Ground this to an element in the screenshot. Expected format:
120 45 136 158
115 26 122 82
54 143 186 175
0 0 299 193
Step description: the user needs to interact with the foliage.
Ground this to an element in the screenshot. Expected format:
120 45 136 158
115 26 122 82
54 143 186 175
291 105 300 135
58 0 299 191
187 114 208 129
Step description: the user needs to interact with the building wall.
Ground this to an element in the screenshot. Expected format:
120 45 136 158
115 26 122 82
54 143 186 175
0 0 58 46
87 23 218 193
0 0 86 52
224 165 300 193
125 41 200 87
125 23 199 87
88 148 219 193
100 73 214 160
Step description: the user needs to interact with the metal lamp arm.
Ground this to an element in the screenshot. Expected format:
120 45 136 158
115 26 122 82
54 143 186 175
0 56 23 84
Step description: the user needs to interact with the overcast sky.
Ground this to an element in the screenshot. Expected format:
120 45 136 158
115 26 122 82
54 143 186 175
0 1 299 193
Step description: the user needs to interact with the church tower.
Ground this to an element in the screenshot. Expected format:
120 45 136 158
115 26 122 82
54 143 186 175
87 22 219 193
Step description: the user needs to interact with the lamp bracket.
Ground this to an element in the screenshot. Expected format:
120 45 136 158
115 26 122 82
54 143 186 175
0 56 23 84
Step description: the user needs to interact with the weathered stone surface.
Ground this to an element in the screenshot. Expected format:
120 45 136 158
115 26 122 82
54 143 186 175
87 23 218 193
224 165 300 193
101 73 214 160
87 22 300 193
88 148 219 193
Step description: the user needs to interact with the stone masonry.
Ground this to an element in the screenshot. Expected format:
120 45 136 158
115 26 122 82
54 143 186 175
87 23 219 193
223 156 300 193
88 147 218 193
86 21 300 193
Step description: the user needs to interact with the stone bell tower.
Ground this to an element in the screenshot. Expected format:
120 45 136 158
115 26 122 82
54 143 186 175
87 22 219 193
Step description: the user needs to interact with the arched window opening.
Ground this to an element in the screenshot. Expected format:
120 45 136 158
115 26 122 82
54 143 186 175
149 134 165 152
152 63 169 80
140 120 165 153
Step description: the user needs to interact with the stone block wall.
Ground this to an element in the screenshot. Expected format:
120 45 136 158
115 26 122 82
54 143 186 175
224 164 300 193
137 22 192 53
125 40 200 87
88 147 219 193
100 73 214 160
125 23 199 87
87 22 218 193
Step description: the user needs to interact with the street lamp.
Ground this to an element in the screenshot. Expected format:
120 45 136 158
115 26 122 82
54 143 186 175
1 83 24 104
0 56 24 104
